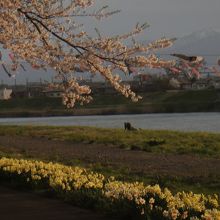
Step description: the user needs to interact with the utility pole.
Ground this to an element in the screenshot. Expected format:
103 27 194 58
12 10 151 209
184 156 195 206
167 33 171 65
14 78 17 91
26 78 29 91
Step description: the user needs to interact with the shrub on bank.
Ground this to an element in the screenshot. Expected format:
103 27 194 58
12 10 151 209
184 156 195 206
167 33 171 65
0 157 219 220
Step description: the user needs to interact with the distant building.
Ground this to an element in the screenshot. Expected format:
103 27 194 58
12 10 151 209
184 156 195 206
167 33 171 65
0 88 12 100
43 89 63 98
11 86 31 98
12 90 31 98
208 78 220 89
27 82 45 97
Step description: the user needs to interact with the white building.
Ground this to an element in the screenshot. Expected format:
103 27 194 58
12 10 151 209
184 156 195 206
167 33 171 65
0 88 12 100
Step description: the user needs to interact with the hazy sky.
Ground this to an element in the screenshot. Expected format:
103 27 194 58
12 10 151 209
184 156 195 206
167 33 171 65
90 0 220 39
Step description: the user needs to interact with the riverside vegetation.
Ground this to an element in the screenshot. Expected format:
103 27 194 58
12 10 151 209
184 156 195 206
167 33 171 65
0 90 220 117
0 157 219 220
0 125 220 157
0 125 220 219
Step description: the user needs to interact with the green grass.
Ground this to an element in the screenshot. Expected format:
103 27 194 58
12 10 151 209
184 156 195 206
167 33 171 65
0 125 220 157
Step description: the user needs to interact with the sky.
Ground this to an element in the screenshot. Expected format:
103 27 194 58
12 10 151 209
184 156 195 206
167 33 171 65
89 0 220 39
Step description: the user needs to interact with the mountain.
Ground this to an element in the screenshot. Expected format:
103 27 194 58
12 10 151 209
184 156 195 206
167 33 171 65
163 28 220 66
172 28 220 53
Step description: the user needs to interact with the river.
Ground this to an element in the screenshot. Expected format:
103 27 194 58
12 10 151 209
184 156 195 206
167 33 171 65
0 112 220 132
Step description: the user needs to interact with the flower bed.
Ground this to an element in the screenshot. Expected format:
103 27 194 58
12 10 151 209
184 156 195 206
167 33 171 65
0 157 219 220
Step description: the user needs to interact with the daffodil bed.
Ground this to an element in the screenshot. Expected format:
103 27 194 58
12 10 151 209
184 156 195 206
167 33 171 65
0 157 219 220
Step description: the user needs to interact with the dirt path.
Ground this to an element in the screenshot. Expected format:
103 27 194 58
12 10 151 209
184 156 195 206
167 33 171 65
0 135 220 179
0 186 116 220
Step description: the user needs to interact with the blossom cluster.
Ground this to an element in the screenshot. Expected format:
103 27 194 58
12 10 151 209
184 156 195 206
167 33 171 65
0 0 175 107
0 157 219 220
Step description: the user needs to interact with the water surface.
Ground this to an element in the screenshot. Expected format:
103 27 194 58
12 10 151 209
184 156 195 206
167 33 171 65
0 112 220 132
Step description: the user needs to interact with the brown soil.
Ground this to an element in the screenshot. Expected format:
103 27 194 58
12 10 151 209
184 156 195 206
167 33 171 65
0 135 220 178
0 186 116 220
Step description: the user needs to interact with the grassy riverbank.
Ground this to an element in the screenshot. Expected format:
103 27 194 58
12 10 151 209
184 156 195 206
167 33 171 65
0 125 220 194
0 125 220 157
0 89 220 116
